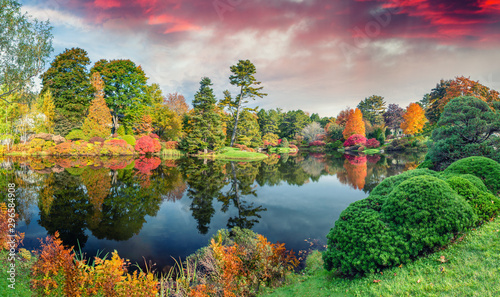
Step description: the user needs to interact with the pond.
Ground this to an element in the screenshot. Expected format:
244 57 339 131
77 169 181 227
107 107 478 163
0 151 425 273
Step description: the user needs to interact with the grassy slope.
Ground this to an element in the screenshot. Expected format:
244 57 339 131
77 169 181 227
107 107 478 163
0 250 35 296
208 147 268 161
262 215 500 297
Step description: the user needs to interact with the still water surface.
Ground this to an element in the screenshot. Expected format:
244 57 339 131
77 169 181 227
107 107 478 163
0 152 424 272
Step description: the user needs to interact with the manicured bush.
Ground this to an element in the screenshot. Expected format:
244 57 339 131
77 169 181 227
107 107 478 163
444 176 500 222
343 134 367 147
122 135 136 147
101 139 135 155
65 129 87 141
370 168 438 197
134 135 161 154
444 156 500 196
365 138 380 148
309 140 326 147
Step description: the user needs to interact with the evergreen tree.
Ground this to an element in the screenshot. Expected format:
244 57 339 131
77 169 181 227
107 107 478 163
357 95 386 126
279 110 311 139
182 77 225 153
257 108 282 135
228 110 262 148
42 48 93 135
81 72 112 139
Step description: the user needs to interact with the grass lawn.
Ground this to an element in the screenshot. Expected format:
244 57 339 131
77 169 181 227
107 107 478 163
0 249 35 296
201 147 268 161
362 148 381 155
261 215 500 297
268 147 298 154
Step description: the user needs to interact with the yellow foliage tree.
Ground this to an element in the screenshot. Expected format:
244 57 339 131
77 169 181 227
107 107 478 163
82 72 112 138
400 103 427 135
342 108 365 139
40 90 55 133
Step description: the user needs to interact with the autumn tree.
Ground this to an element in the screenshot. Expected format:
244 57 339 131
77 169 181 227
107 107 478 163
40 90 55 133
1 0 53 104
81 72 112 139
42 48 93 135
336 108 353 126
164 92 189 116
182 77 225 153
400 103 427 135
383 103 404 131
136 113 153 135
342 108 365 139
221 60 267 147
357 95 386 126
439 76 499 111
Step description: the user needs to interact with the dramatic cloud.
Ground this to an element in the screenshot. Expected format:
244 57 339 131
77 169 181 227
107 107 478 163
20 0 500 116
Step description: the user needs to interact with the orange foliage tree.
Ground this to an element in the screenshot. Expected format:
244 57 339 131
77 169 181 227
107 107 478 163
439 76 500 111
342 108 365 139
164 92 190 116
336 108 353 126
136 113 153 135
82 72 112 138
400 103 427 135
82 167 111 229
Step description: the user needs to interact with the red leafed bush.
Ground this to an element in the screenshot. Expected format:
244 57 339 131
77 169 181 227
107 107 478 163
309 140 326 147
234 143 255 152
135 135 161 154
149 133 159 139
163 141 178 149
343 134 367 147
101 139 135 155
88 137 105 144
365 138 380 148
367 154 381 164
134 157 161 175
344 154 367 165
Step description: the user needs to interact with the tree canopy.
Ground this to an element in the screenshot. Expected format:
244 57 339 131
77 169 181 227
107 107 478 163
357 95 386 126
400 103 427 135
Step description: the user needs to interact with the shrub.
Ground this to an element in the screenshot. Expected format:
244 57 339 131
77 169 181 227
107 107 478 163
101 139 135 155
365 138 380 148
88 136 105 144
135 135 161 154
149 133 159 139
116 125 126 136
370 168 438 197
444 156 500 196
122 135 136 147
325 140 343 151
278 138 289 148
309 140 326 147
65 129 87 141
444 176 500 222
162 141 178 149
262 133 279 147
343 134 367 147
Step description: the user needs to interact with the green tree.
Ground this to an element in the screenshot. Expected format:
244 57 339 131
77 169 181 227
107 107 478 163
423 79 451 125
280 110 311 139
257 108 282 135
428 96 500 170
39 89 55 133
182 77 225 153
0 0 53 104
41 48 93 135
357 95 386 126
221 60 267 146
229 110 262 148
90 59 150 132
81 72 112 139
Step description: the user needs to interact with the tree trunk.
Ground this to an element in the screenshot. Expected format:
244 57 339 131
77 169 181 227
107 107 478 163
230 87 244 147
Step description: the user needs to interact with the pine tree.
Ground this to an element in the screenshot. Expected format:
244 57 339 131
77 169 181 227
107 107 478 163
81 72 112 139
182 77 225 153
343 108 365 139
400 103 427 135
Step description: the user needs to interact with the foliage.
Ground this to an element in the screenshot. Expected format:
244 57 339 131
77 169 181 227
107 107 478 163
427 96 500 170
182 77 226 153
0 0 53 104
366 124 386 145
301 122 324 143
357 95 386 126
136 113 153 135
151 103 183 141
365 138 380 148
444 156 500 196
257 109 282 136
0 203 24 250
278 138 289 148
370 168 438 197
438 76 499 112
343 158 367 189
386 136 427 151
162 141 179 149
121 135 136 147
231 110 262 148
90 59 151 132
279 110 311 139
164 92 190 116
343 108 365 139
65 129 87 141
324 122 344 141
221 59 267 146
335 108 352 127
42 48 93 135
40 89 56 133
400 103 427 135
325 140 343 151
81 72 113 139
135 135 161 155
324 174 476 276
309 140 326 147
383 103 405 131
262 132 280 147
343 134 367 147
101 139 135 155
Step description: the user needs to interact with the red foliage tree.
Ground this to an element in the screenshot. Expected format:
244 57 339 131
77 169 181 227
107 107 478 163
365 138 380 148
135 135 161 154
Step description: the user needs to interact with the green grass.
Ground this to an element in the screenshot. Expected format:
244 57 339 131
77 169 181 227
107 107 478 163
361 148 381 155
201 147 268 161
160 148 183 158
0 249 36 296
261 215 500 297
268 147 298 154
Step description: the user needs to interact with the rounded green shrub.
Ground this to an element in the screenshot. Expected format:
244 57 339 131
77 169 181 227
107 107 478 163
445 176 500 223
66 129 88 141
444 156 500 196
370 169 438 197
122 135 136 147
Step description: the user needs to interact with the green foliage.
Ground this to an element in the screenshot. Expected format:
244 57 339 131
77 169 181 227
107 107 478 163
116 125 125 136
0 0 53 104
278 138 289 148
122 135 136 146
231 110 262 148
370 168 438 197
65 129 88 141
357 95 386 126
325 122 343 141
325 140 343 151
428 96 500 170
279 110 311 139
262 132 280 146
444 156 500 196
386 136 427 151
257 108 282 135
324 174 476 276
42 48 93 135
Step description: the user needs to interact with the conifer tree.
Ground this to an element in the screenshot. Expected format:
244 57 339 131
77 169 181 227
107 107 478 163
81 72 112 139
182 77 225 153
343 108 365 139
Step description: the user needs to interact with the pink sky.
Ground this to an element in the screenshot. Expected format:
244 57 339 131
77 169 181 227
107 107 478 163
22 0 500 116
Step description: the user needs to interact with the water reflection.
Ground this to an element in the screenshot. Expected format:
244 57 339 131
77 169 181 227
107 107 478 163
0 151 425 268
